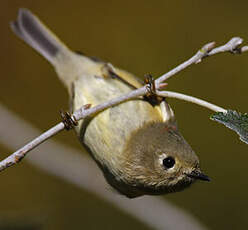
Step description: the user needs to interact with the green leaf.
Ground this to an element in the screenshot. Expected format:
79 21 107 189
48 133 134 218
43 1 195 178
211 110 248 144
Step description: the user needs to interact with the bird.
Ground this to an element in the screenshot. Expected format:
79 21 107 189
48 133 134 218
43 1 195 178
11 8 209 198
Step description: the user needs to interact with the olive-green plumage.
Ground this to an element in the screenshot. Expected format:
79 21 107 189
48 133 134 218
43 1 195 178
11 8 209 198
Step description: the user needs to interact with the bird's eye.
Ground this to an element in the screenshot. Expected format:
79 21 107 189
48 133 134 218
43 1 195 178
162 156 175 169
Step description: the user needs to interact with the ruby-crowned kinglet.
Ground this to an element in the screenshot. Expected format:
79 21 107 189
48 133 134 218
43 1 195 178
11 9 209 198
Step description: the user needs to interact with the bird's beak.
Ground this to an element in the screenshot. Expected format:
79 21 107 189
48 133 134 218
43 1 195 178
186 170 210 181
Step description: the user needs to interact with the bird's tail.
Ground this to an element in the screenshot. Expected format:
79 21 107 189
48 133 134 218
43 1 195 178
10 8 91 89
10 8 71 65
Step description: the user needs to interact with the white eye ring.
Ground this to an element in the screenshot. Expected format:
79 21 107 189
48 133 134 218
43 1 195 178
158 153 176 170
158 153 168 165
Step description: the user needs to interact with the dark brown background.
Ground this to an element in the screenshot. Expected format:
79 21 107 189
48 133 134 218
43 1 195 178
1 1 248 229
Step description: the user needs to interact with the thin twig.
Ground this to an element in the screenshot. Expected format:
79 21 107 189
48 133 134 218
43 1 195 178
0 88 148 172
0 122 64 171
207 37 248 56
156 37 247 83
157 91 227 113
155 42 216 84
0 36 247 172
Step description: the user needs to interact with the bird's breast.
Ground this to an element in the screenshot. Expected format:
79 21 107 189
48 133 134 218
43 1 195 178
71 67 163 175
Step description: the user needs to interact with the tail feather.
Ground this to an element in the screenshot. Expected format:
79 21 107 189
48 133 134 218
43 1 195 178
10 8 68 65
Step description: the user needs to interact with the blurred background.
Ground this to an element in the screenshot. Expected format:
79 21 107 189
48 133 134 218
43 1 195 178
1 1 248 229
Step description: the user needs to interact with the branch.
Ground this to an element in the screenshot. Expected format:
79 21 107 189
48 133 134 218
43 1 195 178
206 37 248 56
157 91 227 113
155 42 215 84
156 37 248 83
0 36 247 172
0 88 148 172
